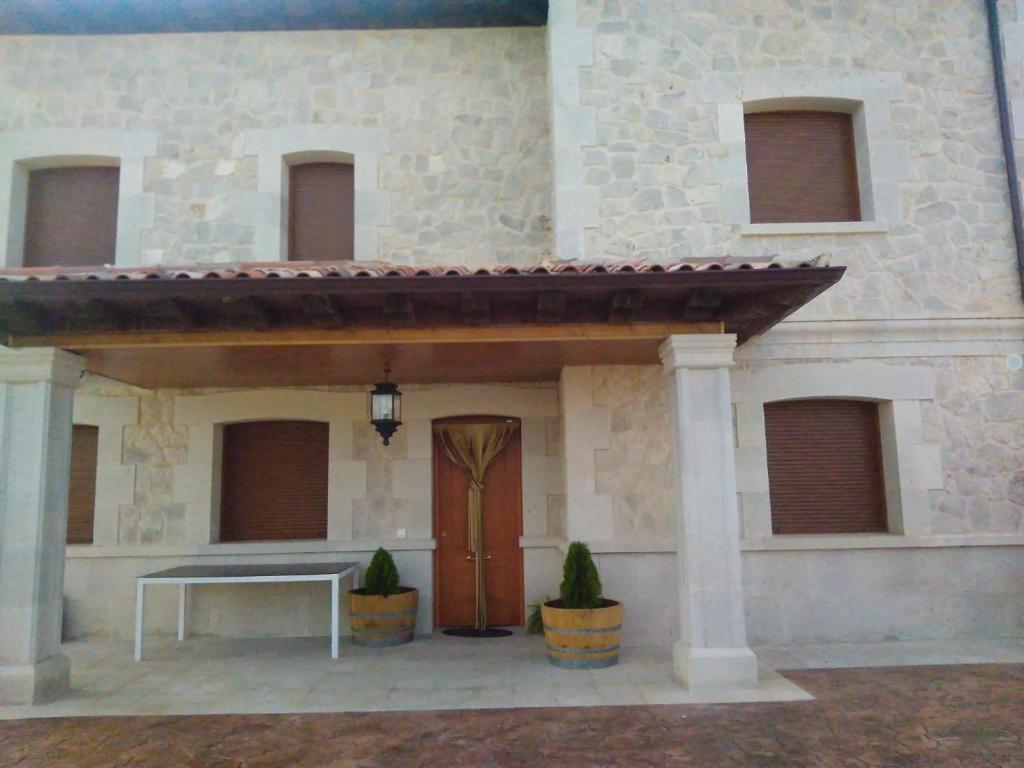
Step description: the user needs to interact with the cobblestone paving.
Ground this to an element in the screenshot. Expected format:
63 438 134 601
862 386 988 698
0 664 1021 767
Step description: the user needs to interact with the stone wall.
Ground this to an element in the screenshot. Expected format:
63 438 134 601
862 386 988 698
0 28 551 267
550 0 1024 321
64 378 563 640
71 378 564 547
744 545 1024 646
564 346 1024 544
592 365 673 540
734 353 1024 536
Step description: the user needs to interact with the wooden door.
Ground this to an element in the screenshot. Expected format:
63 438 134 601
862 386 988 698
433 416 524 628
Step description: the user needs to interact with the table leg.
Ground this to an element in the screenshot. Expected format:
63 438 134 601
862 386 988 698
177 584 187 641
134 581 145 662
331 576 340 659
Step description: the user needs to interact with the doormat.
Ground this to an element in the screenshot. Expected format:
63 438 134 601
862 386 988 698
442 627 513 638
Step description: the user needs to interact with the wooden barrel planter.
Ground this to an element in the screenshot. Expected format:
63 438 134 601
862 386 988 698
349 587 418 647
541 599 622 669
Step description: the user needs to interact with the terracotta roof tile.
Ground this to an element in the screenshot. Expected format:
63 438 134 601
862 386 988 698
0 257 827 283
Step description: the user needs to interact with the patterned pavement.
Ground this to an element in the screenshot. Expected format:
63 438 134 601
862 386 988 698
0 664 1021 767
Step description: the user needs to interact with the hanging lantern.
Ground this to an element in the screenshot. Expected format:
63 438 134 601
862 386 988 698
369 368 402 446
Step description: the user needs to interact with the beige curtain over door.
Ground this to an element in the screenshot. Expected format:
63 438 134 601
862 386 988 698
433 421 518 629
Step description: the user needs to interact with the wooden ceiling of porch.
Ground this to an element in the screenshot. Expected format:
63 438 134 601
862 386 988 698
0 260 844 388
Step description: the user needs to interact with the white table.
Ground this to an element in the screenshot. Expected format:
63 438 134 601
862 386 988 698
134 562 360 661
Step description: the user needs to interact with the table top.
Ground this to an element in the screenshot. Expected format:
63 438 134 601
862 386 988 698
138 562 360 580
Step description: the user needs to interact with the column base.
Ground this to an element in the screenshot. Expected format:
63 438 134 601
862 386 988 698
0 654 70 704
673 643 759 690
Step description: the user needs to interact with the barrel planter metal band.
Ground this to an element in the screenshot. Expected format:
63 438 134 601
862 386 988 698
349 587 418 647
541 599 622 669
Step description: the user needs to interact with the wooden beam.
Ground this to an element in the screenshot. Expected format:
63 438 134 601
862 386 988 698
681 288 723 320
144 298 202 330
536 291 567 323
609 289 645 323
383 293 415 325
218 296 278 329
460 293 490 326
3 300 50 336
299 294 343 318
13 321 723 350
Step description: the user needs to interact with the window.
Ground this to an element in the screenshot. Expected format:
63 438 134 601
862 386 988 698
219 420 329 542
744 111 860 224
288 162 354 261
23 167 119 268
66 425 99 545
764 399 887 534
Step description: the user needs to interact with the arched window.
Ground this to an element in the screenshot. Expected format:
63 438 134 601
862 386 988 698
764 399 886 534
744 111 860 224
219 420 329 542
24 166 120 267
288 162 354 261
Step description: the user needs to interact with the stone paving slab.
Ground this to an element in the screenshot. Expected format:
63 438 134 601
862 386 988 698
0 635 810 720
0 664 1021 767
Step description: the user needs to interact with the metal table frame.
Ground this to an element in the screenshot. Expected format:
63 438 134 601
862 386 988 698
134 563 360 661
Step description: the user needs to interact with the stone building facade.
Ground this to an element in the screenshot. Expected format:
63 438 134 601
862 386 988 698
0 0 1022 682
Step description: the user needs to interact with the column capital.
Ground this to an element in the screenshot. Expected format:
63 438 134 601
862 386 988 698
659 334 737 371
0 347 85 387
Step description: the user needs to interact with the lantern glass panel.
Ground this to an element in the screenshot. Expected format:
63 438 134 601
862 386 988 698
370 391 391 421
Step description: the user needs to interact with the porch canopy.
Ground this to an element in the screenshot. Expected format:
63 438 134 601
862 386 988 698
0 258 843 388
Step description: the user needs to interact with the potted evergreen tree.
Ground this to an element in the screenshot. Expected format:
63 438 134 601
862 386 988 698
349 547 418 646
541 541 622 668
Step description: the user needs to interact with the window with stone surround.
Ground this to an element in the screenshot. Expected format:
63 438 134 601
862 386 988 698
287 162 354 261
23 166 119 267
744 111 860 224
763 399 887 535
219 420 329 542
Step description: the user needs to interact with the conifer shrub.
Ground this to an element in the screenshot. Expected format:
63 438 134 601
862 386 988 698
363 547 400 597
559 541 603 609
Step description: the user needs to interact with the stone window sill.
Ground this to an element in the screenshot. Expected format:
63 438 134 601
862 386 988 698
740 221 889 237
741 532 1024 552
66 538 436 559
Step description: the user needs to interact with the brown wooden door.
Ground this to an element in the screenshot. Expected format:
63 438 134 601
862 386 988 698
433 416 524 628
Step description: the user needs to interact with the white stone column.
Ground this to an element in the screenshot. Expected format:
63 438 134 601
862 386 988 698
0 347 84 703
659 335 758 689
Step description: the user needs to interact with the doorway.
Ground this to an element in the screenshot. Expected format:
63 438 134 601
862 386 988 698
432 415 525 628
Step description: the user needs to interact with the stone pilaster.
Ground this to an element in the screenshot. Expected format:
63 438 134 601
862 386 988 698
659 335 758 689
0 347 85 704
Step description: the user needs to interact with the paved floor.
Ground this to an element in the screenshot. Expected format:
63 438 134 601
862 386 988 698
0 664 1021 767
0 635 810 720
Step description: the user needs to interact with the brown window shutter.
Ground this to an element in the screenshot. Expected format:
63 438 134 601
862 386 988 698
288 162 354 261
764 399 887 534
24 167 120 268
219 420 329 542
67 425 99 545
744 111 861 224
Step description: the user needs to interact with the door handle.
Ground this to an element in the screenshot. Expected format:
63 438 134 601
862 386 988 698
466 553 493 560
